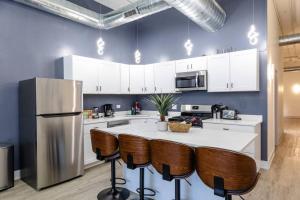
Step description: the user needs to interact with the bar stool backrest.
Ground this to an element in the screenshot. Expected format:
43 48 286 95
118 134 151 167
195 147 258 194
150 139 195 179
90 129 119 157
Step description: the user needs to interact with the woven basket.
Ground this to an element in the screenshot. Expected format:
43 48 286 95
168 122 192 133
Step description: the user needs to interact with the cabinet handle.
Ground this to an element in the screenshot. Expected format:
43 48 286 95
231 83 234 88
154 86 157 92
96 86 98 91
223 128 230 131
128 87 130 92
145 87 147 92
142 88 144 92
226 83 229 88
191 64 193 69
187 64 189 70
99 86 102 91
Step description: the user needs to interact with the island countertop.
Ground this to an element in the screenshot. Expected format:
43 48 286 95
97 122 257 153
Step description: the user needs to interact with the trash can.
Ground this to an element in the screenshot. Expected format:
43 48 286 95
0 144 14 191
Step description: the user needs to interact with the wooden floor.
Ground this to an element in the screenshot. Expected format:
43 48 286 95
1 119 300 200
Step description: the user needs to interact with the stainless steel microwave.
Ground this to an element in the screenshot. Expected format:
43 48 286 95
175 70 207 91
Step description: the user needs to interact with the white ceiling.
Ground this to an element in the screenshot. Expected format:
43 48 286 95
274 0 300 68
93 0 138 10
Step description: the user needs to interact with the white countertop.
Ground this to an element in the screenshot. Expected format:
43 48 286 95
203 114 263 126
97 122 257 152
84 115 159 125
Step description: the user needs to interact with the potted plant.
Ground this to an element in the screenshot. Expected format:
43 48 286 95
146 94 177 131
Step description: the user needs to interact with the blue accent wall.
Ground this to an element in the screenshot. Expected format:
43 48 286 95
0 0 269 171
0 0 136 169
136 0 268 160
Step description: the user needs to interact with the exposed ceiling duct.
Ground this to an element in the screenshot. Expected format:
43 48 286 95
14 0 226 32
14 0 171 29
163 0 226 32
279 34 300 46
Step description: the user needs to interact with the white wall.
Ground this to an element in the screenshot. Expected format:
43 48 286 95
283 71 300 117
267 0 283 162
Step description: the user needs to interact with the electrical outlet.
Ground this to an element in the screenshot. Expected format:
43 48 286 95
116 105 121 109
172 104 177 110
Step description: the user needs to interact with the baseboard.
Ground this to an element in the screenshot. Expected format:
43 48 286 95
260 150 275 170
14 170 20 180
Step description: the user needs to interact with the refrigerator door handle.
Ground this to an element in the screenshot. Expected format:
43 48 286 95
39 112 82 118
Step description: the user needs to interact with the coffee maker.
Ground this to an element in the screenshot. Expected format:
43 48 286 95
103 104 114 117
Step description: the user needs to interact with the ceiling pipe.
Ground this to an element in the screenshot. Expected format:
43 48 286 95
279 34 300 46
163 0 226 32
14 0 226 32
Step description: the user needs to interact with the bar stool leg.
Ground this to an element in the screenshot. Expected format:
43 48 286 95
111 159 116 194
140 168 144 199
175 179 180 200
225 195 232 200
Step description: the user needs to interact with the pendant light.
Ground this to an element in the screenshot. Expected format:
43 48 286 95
247 0 259 45
135 20 141 64
184 19 193 56
97 4 105 55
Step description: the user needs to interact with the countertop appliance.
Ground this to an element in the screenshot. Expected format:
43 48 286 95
103 104 114 117
211 104 228 119
19 78 84 190
175 71 207 91
168 105 212 127
0 144 14 191
92 107 100 119
222 109 241 120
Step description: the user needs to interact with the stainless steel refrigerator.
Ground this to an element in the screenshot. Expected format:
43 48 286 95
19 78 84 190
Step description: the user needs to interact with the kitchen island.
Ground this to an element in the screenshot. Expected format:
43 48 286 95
97 120 258 200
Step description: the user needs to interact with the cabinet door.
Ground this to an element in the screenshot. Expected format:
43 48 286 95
207 53 230 92
98 61 120 94
144 64 155 94
175 59 189 73
72 56 100 94
230 49 259 91
154 61 176 93
189 56 208 71
120 64 130 94
130 65 145 94
83 123 107 166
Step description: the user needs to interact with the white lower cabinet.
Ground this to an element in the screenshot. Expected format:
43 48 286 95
202 122 261 169
83 122 107 167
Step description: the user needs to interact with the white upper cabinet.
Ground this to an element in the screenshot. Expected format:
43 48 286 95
144 64 155 94
207 53 231 92
176 56 207 73
120 64 130 94
154 61 176 93
229 49 259 91
130 65 145 94
98 61 120 94
63 56 100 94
207 49 259 92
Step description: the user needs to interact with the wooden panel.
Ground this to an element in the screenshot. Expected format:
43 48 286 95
118 134 151 166
150 139 195 177
90 129 119 157
195 147 258 193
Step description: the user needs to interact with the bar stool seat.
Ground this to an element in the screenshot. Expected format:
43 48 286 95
90 129 131 200
150 139 195 200
195 147 260 200
118 134 155 200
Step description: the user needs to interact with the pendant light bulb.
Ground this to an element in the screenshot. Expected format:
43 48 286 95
247 24 259 45
135 49 141 64
184 39 193 56
97 37 105 55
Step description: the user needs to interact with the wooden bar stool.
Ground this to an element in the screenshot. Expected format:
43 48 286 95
118 134 155 200
90 129 131 200
150 139 195 200
195 147 260 200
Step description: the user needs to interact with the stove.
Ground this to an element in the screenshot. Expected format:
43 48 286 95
168 105 212 127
